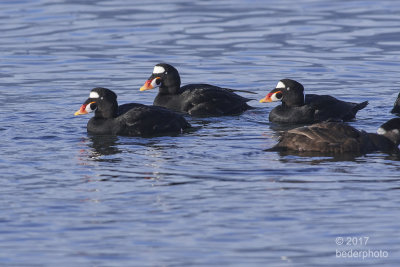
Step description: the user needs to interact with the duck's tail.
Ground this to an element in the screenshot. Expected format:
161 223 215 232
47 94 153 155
354 101 368 113
391 92 400 114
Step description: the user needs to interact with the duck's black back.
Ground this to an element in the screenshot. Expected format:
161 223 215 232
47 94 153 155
117 104 190 137
87 103 190 136
305 94 368 122
155 84 251 116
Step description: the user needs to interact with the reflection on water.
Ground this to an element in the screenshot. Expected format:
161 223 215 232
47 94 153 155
88 135 121 160
271 150 363 162
273 149 400 162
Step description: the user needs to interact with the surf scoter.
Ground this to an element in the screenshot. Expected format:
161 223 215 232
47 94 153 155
74 87 191 136
139 63 253 116
269 118 400 154
259 79 368 124
391 92 400 114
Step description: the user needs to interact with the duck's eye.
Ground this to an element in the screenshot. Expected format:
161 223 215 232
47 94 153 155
89 103 97 110
287 87 290 91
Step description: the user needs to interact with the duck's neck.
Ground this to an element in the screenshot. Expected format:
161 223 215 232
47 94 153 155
95 102 118 119
282 98 304 107
383 132 400 146
159 84 181 95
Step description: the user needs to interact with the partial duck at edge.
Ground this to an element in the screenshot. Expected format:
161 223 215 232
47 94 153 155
391 92 400 115
269 118 400 154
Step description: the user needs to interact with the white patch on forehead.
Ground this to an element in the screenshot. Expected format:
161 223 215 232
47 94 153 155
276 81 286 89
153 66 166 74
90 91 100 98
377 127 386 135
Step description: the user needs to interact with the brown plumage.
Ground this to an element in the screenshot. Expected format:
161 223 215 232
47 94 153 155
271 119 400 154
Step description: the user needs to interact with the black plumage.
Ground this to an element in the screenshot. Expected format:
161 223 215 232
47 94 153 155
391 92 400 114
140 63 252 116
75 87 191 136
260 79 368 124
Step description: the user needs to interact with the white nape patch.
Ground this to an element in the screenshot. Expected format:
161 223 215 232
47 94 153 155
276 81 286 89
377 127 386 135
89 91 100 98
153 66 165 74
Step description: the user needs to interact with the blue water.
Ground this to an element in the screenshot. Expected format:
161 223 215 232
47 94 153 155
1 0 400 266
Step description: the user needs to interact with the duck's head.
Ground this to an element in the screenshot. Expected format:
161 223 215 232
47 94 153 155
259 79 305 106
74 87 118 118
377 118 400 145
140 63 181 94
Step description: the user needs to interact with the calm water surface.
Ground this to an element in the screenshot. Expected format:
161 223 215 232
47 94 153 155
1 0 400 266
